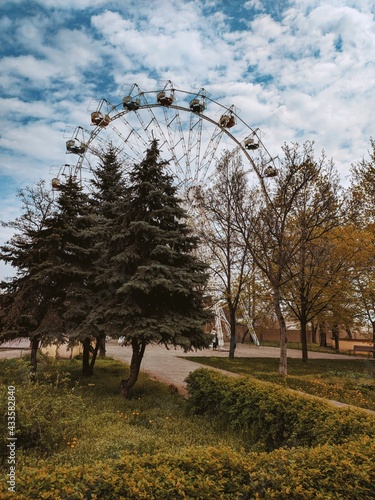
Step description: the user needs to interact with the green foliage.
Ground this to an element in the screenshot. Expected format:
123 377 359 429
183 355 375 411
0 359 86 461
0 357 243 468
1 439 374 499
98 140 212 350
185 369 375 451
2 357 375 499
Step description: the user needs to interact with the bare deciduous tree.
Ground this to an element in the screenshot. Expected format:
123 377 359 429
236 142 334 375
194 151 251 358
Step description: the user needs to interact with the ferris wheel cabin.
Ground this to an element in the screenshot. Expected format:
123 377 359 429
263 165 278 177
51 178 61 190
244 137 259 150
122 96 141 111
219 113 236 128
189 98 206 113
91 111 110 128
157 91 174 106
66 139 87 155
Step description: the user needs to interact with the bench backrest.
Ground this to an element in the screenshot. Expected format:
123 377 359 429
354 345 374 352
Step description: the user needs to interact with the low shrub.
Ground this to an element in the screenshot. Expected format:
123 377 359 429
0 382 86 461
0 358 244 469
185 369 375 451
1 439 374 499
183 356 375 411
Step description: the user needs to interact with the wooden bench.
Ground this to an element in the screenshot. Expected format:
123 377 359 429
351 345 375 356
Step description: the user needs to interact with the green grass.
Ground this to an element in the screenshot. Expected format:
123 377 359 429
1 354 375 499
182 356 375 411
0 355 245 469
260 341 341 353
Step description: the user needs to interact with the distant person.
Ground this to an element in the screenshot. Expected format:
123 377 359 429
210 327 218 350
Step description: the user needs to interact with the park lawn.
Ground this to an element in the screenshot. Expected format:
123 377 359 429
0 355 244 469
182 355 375 411
1 355 375 499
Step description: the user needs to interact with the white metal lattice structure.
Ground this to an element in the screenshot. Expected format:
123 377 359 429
52 81 277 195
213 302 230 348
239 300 260 346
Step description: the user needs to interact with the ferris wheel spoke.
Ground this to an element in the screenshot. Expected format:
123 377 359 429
134 110 157 142
186 112 196 171
108 115 149 162
144 106 186 180
187 113 204 182
162 107 190 180
196 125 225 184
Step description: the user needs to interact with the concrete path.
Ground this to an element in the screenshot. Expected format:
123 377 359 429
106 342 375 414
0 339 31 360
106 341 357 398
2 340 373 413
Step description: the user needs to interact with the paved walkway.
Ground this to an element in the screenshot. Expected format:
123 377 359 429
2 340 373 413
0 339 31 360
105 342 372 410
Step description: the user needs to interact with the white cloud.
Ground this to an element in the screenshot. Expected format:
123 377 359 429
90 8 230 81
1 0 375 281
1 55 60 85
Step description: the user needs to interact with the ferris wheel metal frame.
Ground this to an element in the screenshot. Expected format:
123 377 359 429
51 81 277 193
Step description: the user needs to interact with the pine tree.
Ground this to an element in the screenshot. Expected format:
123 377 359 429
90 144 127 220
0 177 100 377
87 144 128 356
49 176 100 375
0 181 58 376
100 140 212 397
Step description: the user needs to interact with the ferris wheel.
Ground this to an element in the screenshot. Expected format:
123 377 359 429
51 81 277 196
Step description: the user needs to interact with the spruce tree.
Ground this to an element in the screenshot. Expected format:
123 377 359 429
88 144 128 356
100 140 212 397
50 176 100 375
0 181 58 375
90 144 127 220
0 177 100 376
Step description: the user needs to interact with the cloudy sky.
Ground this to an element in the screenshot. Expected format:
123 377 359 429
1 0 375 279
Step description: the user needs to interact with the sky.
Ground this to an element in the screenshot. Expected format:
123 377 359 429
1 0 375 280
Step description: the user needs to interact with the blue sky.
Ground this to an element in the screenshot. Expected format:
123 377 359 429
1 0 375 279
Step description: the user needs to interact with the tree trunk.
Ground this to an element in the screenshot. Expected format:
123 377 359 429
274 291 288 376
98 334 106 357
300 319 308 363
345 326 353 339
311 321 317 344
241 328 249 344
89 335 102 373
372 322 375 359
299 289 309 362
82 337 92 376
332 323 340 351
120 339 146 398
29 337 39 381
229 307 237 359
319 322 327 347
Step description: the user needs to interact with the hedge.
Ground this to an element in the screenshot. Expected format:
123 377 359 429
185 368 375 451
1 440 374 499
